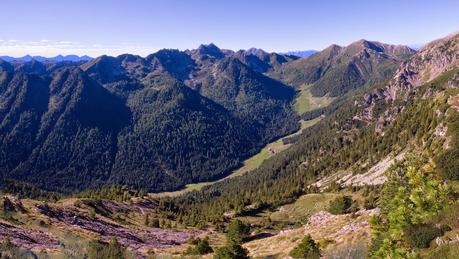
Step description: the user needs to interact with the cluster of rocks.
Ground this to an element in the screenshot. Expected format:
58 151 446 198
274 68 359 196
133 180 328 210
0 222 59 251
337 221 369 235
434 124 448 137
36 202 198 251
339 152 405 187
435 234 459 246
278 226 294 235
306 211 333 226
355 208 380 217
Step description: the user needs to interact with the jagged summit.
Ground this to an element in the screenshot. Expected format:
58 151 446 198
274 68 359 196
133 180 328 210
194 43 225 59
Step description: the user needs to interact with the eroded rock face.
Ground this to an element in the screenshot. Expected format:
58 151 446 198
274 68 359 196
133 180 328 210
355 32 459 127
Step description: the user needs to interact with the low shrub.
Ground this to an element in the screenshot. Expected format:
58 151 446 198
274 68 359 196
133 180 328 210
327 196 357 215
185 237 213 255
404 223 444 248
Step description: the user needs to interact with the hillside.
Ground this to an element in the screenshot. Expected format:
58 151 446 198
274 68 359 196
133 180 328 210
269 40 416 97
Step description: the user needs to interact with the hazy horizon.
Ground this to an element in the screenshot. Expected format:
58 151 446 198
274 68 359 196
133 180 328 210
1 0 458 57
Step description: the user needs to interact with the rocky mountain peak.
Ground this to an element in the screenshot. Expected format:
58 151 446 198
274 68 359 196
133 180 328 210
244 48 269 58
321 44 343 58
344 40 415 60
378 32 457 102
195 43 225 59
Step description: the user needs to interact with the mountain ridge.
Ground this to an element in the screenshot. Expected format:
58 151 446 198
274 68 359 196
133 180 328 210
269 40 416 98
0 54 93 62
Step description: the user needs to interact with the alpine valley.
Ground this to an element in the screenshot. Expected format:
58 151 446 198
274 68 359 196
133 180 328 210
0 31 458 259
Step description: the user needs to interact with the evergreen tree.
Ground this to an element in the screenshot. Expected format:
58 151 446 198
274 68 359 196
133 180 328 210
214 220 250 259
369 160 451 257
186 237 213 255
288 235 320 259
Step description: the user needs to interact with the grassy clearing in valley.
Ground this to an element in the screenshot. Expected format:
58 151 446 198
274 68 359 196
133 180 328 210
268 190 365 224
270 193 339 223
294 84 335 114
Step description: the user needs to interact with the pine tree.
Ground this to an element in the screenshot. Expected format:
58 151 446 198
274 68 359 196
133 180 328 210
289 235 320 259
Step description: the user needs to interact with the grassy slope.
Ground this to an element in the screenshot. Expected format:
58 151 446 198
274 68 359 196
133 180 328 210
269 193 339 223
244 194 372 258
293 84 335 114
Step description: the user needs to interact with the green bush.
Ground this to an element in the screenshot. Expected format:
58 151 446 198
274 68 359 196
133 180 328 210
186 237 213 255
289 235 320 259
436 149 459 180
327 196 356 215
404 223 443 248
214 244 249 259
87 237 126 259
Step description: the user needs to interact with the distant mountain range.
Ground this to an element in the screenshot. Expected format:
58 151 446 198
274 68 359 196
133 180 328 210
282 50 318 57
0 54 93 62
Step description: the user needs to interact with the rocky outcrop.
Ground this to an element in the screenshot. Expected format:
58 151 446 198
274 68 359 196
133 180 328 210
356 32 459 125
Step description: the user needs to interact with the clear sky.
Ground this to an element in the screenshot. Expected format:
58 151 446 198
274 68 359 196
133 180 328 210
1 0 458 57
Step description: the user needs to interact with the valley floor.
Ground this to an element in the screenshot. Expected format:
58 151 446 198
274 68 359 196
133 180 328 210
150 118 321 199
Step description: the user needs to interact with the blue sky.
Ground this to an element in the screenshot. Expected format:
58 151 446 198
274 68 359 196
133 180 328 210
1 0 458 57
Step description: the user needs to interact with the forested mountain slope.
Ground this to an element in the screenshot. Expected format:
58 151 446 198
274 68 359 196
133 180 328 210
0 40 416 194
0 45 299 193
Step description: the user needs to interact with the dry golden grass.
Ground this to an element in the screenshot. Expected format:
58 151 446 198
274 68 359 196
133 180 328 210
244 209 374 258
